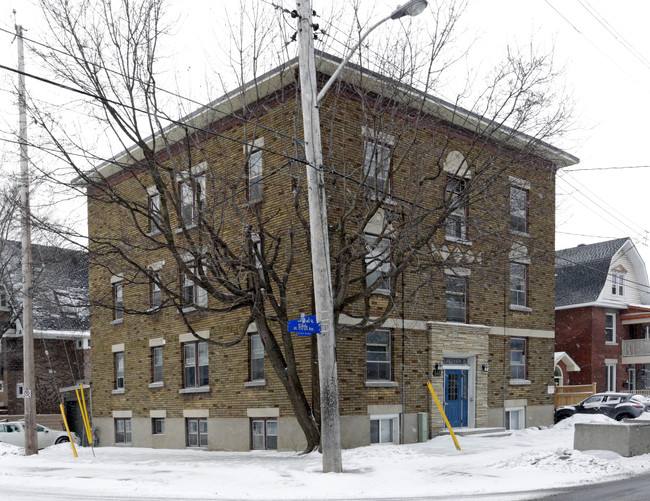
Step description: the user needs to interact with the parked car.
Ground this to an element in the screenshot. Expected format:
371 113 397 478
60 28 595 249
554 392 646 424
0 421 80 449
629 394 650 412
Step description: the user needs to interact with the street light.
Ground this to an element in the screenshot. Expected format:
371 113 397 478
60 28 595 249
317 0 429 103
296 0 428 474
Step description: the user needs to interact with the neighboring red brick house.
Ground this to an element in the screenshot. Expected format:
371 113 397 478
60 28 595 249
555 238 650 392
0 241 90 425
85 53 577 451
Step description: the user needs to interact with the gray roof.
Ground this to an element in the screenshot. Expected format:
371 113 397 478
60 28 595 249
555 238 629 307
0 241 89 333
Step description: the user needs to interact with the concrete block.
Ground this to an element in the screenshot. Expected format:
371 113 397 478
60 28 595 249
574 422 650 457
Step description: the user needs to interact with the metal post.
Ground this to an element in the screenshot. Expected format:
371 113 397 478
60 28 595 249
16 24 37 456
296 0 342 473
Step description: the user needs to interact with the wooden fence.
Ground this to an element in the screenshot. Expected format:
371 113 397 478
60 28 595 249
554 383 597 408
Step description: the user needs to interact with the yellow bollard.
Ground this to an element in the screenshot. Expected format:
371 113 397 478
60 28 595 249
427 380 461 451
59 403 78 458
76 386 93 445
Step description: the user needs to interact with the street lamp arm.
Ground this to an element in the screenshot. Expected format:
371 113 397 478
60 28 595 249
316 13 392 105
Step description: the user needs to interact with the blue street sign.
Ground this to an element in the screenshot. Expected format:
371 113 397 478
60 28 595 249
287 313 321 336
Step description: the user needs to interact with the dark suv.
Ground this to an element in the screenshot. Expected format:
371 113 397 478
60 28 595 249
554 392 646 423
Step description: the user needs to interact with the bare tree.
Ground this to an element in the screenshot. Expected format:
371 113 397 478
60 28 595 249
27 0 572 451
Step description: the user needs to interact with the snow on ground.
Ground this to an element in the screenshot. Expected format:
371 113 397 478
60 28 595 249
2 414 650 500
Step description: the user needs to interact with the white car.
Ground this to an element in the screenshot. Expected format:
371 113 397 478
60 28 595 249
0 421 80 449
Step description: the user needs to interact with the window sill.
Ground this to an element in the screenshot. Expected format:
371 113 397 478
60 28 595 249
179 386 210 394
370 288 391 296
244 380 267 388
369 193 398 206
146 229 162 238
110 318 124 326
445 236 472 246
510 305 532 313
509 379 531 386
115 443 132 447
175 223 197 234
605 342 618 346
112 388 125 395
148 382 164 389
147 307 162 314
365 380 399 388
509 230 530 238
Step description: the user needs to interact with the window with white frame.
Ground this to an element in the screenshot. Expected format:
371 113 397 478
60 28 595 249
505 407 525 430
606 362 617 392
510 262 527 308
605 313 616 343
112 280 123 321
510 186 528 233
183 341 209 388
365 233 390 293
179 164 206 227
114 352 125 390
115 418 131 444
611 272 625 296
445 175 467 240
16 382 24 398
148 189 161 233
150 271 162 309
247 146 263 203
181 264 208 308
251 418 277 450
554 365 563 386
250 334 264 381
446 275 467 323
362 138 391 196
366 330 391 381
510 338 526 380
152 346 163 384
186 418 208 447
370 414 398 444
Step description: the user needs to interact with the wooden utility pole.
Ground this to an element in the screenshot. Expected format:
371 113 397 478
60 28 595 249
16 22 38 456
296 0 342 473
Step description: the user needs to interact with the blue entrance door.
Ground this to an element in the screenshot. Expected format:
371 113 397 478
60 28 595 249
444 369 469 427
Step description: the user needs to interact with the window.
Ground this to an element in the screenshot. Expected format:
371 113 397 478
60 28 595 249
150 272 162 309
445 175 467 240
152 347 163 384
362 138 391 196
510 338 526 380
370 415 398 444
554 366 563 386
365 233 390 293
510 263 527 307
611 273 625 296
113 281 123 321
151 418 165 435
0 380 4 392
606 363 617 392
628 367 636 392
183 341 209 388
186 418 208 447
251 418 277 450
115 352 125 390
505 407 525 430
446 276 467 322
16 382 24 398
0 291 7 308
148 190 161 233
179 170 206 226
510 186 528 233
247 148 263 203
115 418 132 444
250 334 264 381
606 313 616 343
366 330 391 381
181 265 208 308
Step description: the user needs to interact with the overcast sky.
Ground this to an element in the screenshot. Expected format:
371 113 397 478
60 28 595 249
2 0 650 265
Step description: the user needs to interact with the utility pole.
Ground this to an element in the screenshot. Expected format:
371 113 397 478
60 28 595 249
296 0 342 473
16 22 38 456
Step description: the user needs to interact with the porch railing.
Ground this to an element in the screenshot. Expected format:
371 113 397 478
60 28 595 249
622 338 650 357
